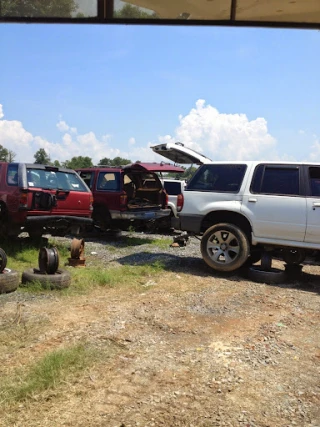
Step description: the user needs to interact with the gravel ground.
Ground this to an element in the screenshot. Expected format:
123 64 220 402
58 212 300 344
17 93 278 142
1 229 320 427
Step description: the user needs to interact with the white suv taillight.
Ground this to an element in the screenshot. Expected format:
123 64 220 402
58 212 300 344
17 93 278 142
177 193 184 212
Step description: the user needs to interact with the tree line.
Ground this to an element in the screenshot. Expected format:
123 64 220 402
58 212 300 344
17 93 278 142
0 1 158 19
0 144 196 180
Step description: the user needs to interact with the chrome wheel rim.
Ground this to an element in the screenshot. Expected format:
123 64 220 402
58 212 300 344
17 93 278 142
206 230 240 265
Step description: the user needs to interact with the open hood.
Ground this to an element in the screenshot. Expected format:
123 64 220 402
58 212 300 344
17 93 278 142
151 142 212 165
124 161 185 173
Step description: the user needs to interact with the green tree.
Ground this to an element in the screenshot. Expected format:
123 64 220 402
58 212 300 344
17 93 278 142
110 156 131 166
98 157 132 167
1 0 77 17
98 157 112 166
181 166 198 181
63 156 93 169
34 148 51 165
114 4 158 19
0 145 17 162
7 150 17 162
0 144 9 161
53 160 61 167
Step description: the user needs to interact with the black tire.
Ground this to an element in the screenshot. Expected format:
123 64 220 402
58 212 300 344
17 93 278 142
0 269 20 294
0 204 9 239
201 223 250 272
261 251 272 271
282 248 306 265
21 268 71 290
244 248 262 266
0 248 8 272
248 266 288 284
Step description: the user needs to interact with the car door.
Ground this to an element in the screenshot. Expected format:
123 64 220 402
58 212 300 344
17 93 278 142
304 165 320 244
241 164 307 242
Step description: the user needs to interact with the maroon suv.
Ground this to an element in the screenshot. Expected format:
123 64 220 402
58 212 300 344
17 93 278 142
77 162 184 230
0 162 93 238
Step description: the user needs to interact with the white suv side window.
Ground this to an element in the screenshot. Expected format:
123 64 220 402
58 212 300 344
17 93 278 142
250 164 300 196
187 164 247 192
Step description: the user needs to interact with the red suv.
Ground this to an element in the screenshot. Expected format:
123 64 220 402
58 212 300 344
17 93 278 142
77 162 184 230
0 162 93 238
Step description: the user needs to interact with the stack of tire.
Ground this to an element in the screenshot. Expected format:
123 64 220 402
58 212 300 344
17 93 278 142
0 248 19 294
22 247 71 290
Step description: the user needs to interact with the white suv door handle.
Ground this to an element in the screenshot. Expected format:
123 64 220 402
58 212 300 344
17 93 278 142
248 198 257 203
313 202 320 207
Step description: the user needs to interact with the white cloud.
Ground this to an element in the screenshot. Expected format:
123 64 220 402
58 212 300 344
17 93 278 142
0 105 34 159
56 120 69 132
0 104 121 163
3 99 315 167
162 99 277 161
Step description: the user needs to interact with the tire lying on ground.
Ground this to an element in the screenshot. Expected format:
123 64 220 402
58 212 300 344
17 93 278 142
21 268 71 290
0 269 20 294
247 266 288 285
0 248 8 272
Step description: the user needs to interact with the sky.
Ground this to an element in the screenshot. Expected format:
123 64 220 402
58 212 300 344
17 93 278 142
0 21 320 165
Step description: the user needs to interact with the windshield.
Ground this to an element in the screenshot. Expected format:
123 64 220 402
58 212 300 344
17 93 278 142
26 168 88 192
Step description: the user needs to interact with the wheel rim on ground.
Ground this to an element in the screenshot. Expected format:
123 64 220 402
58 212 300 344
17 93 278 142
70 238 85 259
38 247 60 274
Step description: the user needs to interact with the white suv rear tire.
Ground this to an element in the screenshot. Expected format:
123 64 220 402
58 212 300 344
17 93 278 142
201 223 250 272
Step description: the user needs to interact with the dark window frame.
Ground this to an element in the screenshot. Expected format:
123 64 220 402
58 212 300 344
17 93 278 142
187 164 247 193
96 171 120 192
7 163 19 186
307 166 320 198
250 164 302 196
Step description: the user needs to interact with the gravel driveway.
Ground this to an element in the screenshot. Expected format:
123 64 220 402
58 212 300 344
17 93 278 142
1 229 320 427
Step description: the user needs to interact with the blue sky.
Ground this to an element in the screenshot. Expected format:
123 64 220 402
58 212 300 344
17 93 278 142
0 22 319 164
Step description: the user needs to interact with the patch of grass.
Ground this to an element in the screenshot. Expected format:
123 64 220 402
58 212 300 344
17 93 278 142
0 344 94 403
149 238 173 249
108 236 173 248
105 245 117 253
0 237 69 271
69 261 166 293
19 279 52 293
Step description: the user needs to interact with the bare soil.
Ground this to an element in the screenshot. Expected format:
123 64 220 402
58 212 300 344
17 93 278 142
1 232 320 427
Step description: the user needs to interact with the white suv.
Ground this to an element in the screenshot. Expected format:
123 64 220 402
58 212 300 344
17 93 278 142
159 178 186 228
151 142 320 272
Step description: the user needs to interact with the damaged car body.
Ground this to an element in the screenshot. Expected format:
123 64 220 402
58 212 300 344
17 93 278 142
77 162 184 231
0 162 93 238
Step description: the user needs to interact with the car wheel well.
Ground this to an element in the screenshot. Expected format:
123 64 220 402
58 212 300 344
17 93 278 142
201 211 252 241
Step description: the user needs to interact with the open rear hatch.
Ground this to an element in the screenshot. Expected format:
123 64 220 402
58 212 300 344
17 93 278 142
123 162 185 210
151 142 212 165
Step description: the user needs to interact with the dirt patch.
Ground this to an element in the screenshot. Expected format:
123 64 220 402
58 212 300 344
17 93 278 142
1 233 320 426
